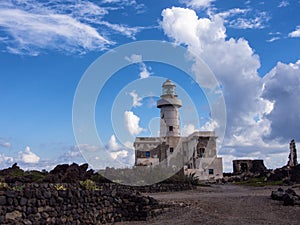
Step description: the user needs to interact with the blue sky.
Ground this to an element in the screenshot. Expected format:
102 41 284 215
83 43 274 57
0 0 300 172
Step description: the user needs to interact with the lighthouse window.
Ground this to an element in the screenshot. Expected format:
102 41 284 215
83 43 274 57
169 126 173 131
208 169 214 175
145 151 150 158
170 147 174 153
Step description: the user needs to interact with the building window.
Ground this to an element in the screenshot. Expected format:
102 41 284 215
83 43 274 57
240 163 248 172
208 169 214 175
197 148 205 158
145 151 150 158
169 126 173 131
170 147 174 153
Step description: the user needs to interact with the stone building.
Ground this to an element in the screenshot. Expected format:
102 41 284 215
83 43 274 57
134 79 223 180
233 159 267 174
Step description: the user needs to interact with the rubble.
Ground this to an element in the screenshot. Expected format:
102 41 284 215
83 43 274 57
271 187 300 206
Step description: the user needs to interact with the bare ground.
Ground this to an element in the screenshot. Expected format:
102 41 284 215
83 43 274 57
117 184 300 225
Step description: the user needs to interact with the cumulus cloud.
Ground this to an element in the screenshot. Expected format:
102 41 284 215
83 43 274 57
161 6 291 169
129 90 143 107
124 111 144 135
288 26 300 38
108 135 120 151
139 63 151 79
18 146 40 164
182 124 197 136
262 60 300 141
106 134 134 165
110 150 128 160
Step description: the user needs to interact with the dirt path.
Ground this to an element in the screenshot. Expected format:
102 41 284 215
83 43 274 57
117 184 300 225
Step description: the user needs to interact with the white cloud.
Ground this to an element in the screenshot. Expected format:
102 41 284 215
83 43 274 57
106 134 134 165
266 37 280 42
181 0 215 9
125 54 151 78
215 8 270 30
75 144 99 152
182 124 197 136
227 11 270 29
123 141 134 149
102 0 146 13
200 119 219 131
161 7 226 53
278 1 289 7
18 146 40 164
288 26 300 38
124 111 144 135
139 63 151 78
110 150 128 160
217 8 250 19
262 60 300 141
108 135 120 151
0 0 144 55
125 54 143 63
0 154 14 164
129 90 143 107
99 21 142 39
161 6 293 170
0 8 110 55
0 139 11 148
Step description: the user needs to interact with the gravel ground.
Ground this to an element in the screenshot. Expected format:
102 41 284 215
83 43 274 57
117 184 300 225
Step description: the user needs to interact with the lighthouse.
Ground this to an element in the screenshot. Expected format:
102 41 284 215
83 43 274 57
134 79 223 180
157 79 182 137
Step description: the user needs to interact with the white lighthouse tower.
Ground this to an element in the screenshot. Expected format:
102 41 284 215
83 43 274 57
157 80 182 137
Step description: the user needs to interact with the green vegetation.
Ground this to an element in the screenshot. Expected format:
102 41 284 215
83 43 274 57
235 177 284 187
0 182 9 190
12 185 25 191
80 179 101 191
54 184 66 191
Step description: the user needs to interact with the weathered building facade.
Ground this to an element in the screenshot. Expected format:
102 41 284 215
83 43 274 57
134 80 223 180
233 159 267 174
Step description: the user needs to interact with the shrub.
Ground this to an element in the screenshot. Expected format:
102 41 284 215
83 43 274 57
80 179 100 191
0 182 9 190
54 184 66 190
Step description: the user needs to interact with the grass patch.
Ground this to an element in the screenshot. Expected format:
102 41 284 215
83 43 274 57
235 177 284 187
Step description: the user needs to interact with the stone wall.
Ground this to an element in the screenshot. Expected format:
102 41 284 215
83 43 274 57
99 182 194 193
0 183 162 225
233 159 267 174
0 183 193 224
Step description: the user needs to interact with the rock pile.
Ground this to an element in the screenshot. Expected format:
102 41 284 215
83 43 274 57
271 187 300 206
0 183 164 224
43 163 94 183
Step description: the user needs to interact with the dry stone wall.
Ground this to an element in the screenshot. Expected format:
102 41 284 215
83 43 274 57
0 183 161 225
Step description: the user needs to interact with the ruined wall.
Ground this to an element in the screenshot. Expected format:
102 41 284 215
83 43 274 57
233 159 267 174
288 139 298 167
